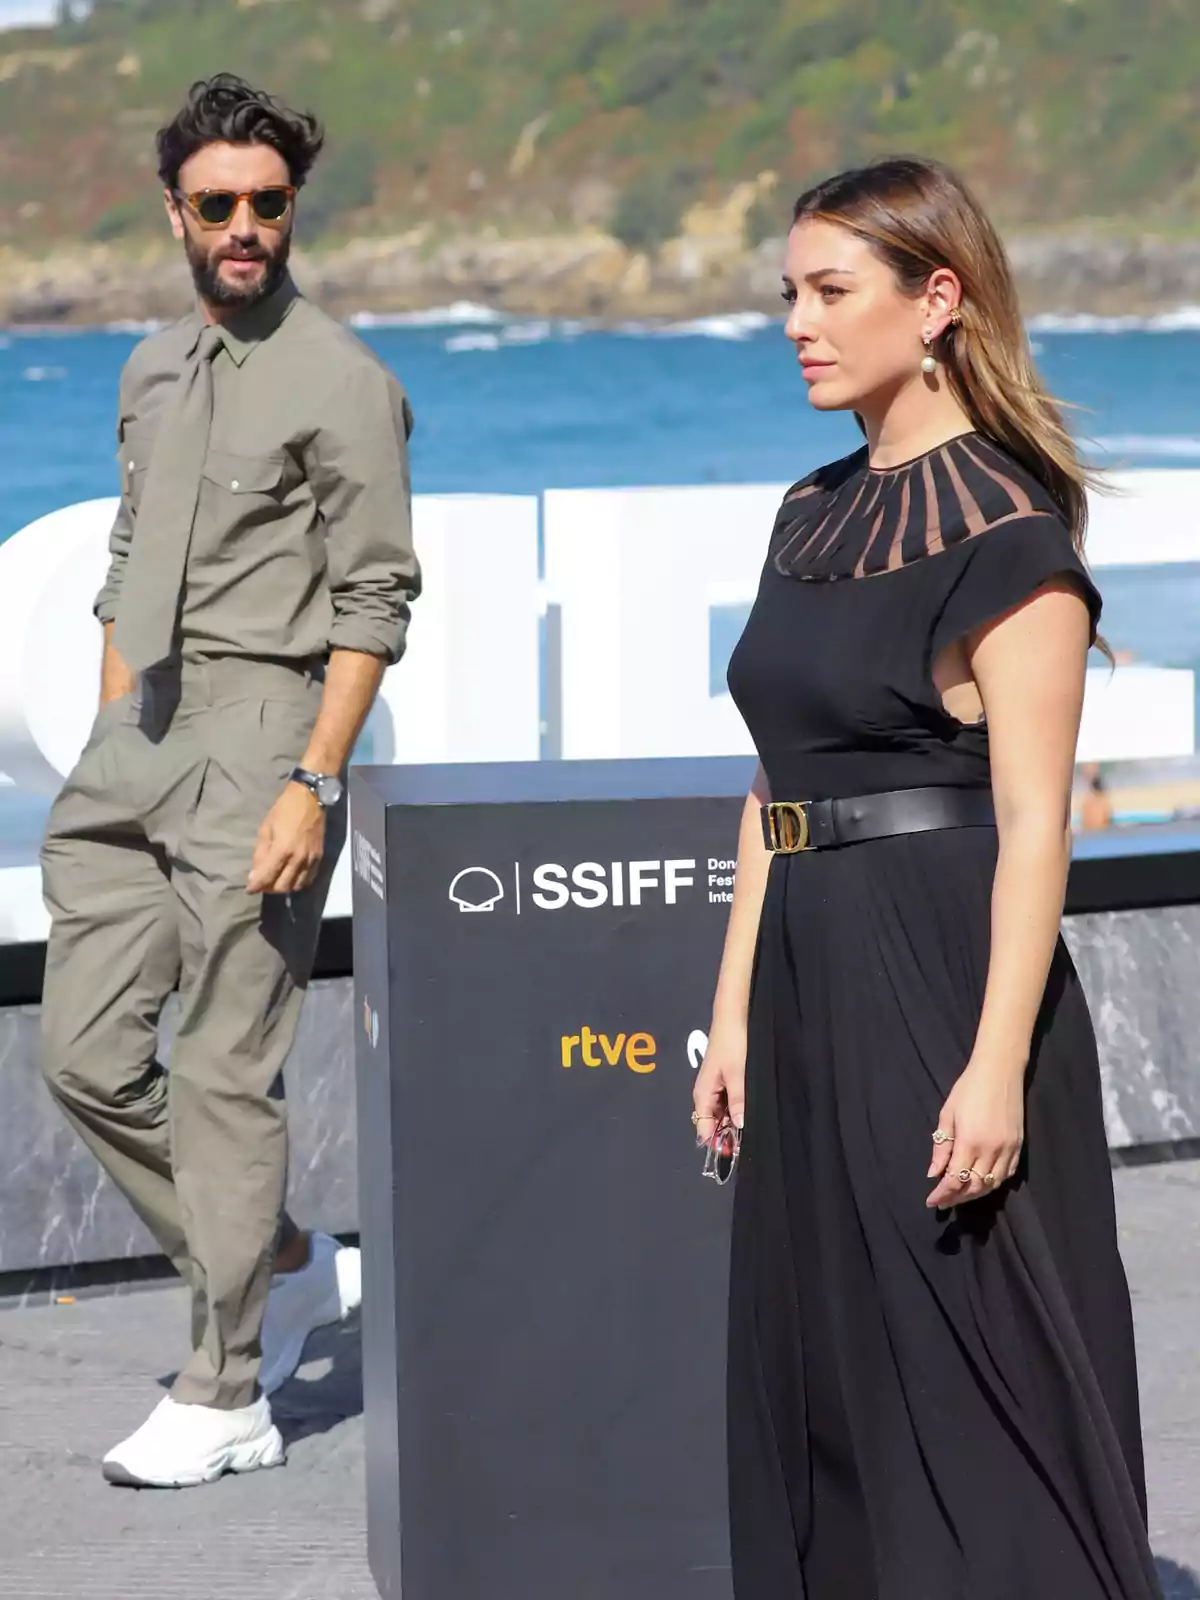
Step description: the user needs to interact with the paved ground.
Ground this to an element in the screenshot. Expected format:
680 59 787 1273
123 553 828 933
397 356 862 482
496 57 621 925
0 1287 373 1599
1 1162 1198 1599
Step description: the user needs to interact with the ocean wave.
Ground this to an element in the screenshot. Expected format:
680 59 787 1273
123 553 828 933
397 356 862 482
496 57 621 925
1 323 84 339
664 311 775 339
444 331 502 353
104 319 167 336
23 365 67 381
1029 307 1200 334
501 320 555 346
1089 434 1200 459
618 310 776 341
350 301 503 329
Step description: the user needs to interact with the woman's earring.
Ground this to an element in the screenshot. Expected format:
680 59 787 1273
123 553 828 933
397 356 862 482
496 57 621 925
920 333 938 375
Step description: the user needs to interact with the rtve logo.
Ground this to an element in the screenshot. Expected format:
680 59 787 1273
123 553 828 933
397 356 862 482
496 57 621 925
447 858 697 914
558 1025 710 1076
560 1026 658 1073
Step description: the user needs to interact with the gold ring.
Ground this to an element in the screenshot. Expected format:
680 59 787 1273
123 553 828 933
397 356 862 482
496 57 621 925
984 1172 996 1186
957 1169 972 1183
932 1130 954 1145
691 1112 701 1126
969 1167 987 1182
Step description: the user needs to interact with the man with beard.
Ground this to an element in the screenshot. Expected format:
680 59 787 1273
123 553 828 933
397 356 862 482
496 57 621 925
38 75 420 1487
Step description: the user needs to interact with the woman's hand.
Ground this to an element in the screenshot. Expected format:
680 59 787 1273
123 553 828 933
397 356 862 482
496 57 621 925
926 1057 1025 1208
693 1015 747 1146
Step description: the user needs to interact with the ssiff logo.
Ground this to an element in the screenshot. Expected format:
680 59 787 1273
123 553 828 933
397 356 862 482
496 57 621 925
448 858 697 914
448 867 505 912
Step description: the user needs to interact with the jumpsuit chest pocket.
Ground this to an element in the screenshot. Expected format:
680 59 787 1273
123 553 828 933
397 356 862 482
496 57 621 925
201 449 287 498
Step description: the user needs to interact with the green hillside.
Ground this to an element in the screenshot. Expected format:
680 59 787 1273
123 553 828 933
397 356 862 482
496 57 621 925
2 0 1200 252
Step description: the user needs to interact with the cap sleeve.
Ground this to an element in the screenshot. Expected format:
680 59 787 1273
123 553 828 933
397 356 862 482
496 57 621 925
930 513 1102 661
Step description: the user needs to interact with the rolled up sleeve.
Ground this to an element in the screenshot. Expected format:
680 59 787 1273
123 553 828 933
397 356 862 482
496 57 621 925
93 367 140 625
307 360 421 662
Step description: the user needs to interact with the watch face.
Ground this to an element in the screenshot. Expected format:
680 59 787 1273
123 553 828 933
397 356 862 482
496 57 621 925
315 774 344 809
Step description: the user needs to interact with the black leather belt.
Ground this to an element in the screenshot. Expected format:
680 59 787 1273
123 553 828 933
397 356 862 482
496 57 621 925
761 786 996 854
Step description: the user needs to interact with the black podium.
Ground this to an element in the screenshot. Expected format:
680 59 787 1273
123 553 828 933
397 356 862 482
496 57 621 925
350 758 755 1600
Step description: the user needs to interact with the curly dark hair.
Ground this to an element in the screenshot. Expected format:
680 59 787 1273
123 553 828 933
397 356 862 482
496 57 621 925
156 73 325 190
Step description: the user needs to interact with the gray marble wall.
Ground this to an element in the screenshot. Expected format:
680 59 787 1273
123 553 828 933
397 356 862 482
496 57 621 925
1064 906 1200 1155
0 978 358 1275
2 903 1199 1275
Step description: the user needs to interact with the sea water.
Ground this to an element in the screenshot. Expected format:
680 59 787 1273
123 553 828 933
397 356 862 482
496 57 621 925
3 303 1200 698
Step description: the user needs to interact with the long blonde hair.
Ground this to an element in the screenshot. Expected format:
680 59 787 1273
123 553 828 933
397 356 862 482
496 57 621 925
792 156 1096 558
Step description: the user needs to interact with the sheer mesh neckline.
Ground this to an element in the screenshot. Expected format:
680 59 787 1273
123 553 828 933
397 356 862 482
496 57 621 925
866 430 980 475
772 432 1061 582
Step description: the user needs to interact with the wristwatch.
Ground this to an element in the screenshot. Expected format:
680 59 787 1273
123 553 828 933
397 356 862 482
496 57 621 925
290 766 345 810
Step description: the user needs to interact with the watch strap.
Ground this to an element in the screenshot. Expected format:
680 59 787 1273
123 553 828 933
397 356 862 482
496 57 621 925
290 766 341 807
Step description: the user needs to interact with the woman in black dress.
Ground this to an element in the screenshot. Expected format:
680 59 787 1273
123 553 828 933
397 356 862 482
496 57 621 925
694 157 1161 1600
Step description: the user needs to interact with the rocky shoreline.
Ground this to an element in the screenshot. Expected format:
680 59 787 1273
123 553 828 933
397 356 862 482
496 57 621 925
5 221 1200 329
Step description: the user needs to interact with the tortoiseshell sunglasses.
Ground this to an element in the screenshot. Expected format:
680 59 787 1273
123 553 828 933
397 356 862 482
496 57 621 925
175 186 295 230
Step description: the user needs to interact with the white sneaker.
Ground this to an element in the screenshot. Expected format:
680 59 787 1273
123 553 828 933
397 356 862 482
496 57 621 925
259 1231 362 1396
102 1395 284 1488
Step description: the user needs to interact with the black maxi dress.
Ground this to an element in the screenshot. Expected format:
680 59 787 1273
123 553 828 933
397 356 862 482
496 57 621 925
724 433 1161 1600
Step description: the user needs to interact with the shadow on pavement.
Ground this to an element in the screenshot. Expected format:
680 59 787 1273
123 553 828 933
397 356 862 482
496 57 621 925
1158 1556 1200 1598
267 1311 364 1448
156 1310 364 1448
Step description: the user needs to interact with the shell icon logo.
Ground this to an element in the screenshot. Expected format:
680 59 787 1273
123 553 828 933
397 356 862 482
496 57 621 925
449 867 506 913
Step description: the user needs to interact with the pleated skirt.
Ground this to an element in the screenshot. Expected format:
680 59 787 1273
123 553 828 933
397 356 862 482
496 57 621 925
727 827 1162 1600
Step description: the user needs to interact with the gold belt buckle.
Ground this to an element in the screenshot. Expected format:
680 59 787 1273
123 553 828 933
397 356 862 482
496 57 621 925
767 801 811 854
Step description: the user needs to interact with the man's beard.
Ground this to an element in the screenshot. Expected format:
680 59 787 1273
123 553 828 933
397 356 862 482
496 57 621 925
185 232 291 309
